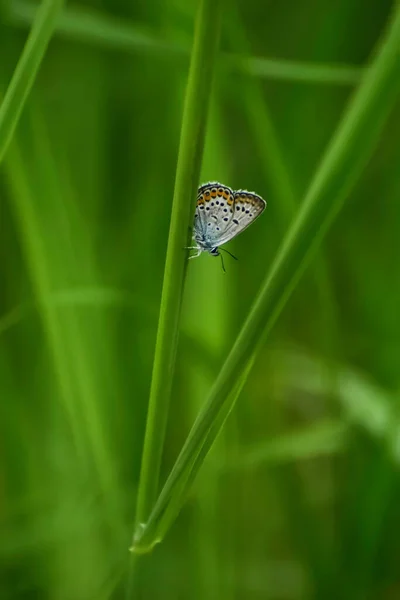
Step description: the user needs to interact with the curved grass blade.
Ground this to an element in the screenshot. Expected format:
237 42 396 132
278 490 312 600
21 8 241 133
133 4 400 551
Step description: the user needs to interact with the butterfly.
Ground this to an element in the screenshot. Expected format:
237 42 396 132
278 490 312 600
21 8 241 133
188 182 266 268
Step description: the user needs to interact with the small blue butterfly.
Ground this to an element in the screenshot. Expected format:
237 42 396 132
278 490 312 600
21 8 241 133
188 182 266 267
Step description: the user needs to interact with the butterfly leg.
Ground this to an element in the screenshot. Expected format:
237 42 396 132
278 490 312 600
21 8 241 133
187 246 202 259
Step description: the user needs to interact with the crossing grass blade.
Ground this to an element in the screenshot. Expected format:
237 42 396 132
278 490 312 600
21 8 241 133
132 4 400 552
7 0 364 87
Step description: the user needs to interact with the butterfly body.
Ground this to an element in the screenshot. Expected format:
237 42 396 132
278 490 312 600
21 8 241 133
190 182 266 260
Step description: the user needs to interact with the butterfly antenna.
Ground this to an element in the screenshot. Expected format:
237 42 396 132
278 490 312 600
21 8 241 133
220 247 238 261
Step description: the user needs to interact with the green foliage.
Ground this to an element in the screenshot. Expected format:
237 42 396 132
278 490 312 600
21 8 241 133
1 1 400 599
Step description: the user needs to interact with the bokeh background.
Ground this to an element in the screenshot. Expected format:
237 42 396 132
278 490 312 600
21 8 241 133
1 0 400 598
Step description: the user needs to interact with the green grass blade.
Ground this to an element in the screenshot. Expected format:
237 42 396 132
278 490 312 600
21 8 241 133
131 356 255 553
6 0 179 56
184 100 236 600
132 356 255 553
276 348 396 446
225 419 349 470
223 54 363 86
3 98 130 593
4 109 115 491
225 4 297 225
133 4 400 551
132 0 222 537
0 0 64 163
7 1 364 87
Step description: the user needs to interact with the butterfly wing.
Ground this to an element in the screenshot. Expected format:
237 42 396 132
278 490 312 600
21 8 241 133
212 189 266 246
194 182 235 246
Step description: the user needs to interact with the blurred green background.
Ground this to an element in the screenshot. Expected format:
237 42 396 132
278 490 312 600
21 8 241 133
1 0 400 598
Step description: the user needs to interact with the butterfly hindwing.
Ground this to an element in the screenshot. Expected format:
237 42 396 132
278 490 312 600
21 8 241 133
212 189 266 246
194 182 235 245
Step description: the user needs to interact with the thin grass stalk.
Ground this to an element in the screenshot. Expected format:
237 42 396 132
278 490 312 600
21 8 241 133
0 0 64 162
133 4 400 551
132 0 222 539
